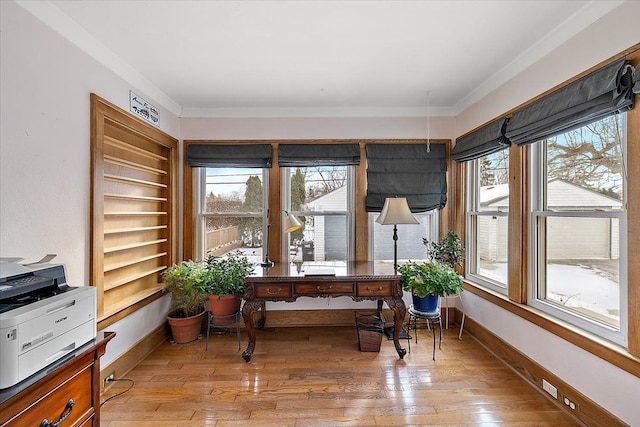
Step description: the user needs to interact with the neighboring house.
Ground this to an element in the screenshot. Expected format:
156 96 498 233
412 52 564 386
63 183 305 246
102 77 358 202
306 186 430 261
480 179 622 262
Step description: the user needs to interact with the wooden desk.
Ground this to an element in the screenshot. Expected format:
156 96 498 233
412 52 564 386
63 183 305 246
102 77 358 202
242 262 406 362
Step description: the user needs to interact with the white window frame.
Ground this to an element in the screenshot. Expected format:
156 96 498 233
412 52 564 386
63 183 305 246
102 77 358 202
528 129 628 347
465 158 509 294
282 166 355 262
195 167 269 261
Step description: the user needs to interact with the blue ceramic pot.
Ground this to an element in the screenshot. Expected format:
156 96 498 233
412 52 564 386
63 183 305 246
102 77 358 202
412 293 439 313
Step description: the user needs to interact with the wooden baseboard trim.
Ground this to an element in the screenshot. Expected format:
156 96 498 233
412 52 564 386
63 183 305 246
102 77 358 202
461 313 627 427
100 323 169 391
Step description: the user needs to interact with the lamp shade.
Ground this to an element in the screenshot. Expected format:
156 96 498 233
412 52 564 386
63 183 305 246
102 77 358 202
284 212 302 233
376 197 419 225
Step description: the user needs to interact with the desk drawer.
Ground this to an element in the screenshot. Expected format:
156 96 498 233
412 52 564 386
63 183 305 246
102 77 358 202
5 365 93 427
253 283 293 298
294 282 354 295
356 282 393 297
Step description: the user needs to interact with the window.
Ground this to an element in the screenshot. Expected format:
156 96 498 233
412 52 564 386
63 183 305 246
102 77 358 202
466 149 509 291
530 114 627 345
197 167 267 264
284 166 354 262
370 211 438 266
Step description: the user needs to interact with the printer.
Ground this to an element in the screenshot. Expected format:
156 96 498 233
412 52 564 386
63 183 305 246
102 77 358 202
0 260 96 389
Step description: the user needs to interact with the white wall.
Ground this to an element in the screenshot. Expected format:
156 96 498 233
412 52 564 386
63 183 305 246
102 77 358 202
2 0 639 424
455 2 640 425
0 1 180 367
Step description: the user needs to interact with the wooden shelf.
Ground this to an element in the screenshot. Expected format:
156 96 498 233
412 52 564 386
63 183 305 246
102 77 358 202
104 239 167 253
104 266 166 291
104 252 167 272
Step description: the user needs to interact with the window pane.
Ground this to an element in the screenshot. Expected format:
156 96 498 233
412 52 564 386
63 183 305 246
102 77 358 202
371 212 436 264
546 115 624 211
540 216 620 328
202 168 265 263
287 166 349 263
291 215 347 262
473 214 508 286
479 150 509 212
204 168 264 213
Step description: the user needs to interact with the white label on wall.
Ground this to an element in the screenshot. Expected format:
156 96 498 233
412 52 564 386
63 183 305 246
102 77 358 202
129 90 159 127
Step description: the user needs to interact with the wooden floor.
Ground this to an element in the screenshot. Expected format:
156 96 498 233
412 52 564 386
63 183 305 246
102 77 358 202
100 325 579 426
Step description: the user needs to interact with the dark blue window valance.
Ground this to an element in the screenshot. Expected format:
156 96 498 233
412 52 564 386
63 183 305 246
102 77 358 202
277 144 360 167
186 144 272 168
505 59 635 146
366 143 447 213
451 118 510 162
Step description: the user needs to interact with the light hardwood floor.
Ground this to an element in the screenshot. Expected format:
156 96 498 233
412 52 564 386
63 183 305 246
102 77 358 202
100 324 579 426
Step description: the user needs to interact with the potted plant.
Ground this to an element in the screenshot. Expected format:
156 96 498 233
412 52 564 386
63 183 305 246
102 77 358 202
162 260 208 343
398 260 463 313
201 250 254 324
423 230 465 269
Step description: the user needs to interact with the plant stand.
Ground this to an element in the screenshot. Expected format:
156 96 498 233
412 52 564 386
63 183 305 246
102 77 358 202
205 310 242 351
406 304 442 360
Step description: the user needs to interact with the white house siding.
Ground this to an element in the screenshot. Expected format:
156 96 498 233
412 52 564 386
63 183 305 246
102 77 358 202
478 216 508 262
484 179 621 261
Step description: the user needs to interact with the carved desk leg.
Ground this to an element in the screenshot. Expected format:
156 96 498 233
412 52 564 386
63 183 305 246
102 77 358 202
386 298 407 359
241 300 263 362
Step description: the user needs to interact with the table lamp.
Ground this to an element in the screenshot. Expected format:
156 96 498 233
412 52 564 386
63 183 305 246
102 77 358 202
376 197 419 272
261 210 302 267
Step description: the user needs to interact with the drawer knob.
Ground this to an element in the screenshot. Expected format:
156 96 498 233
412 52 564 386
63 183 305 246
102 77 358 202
265 287 282 295
39 398 75 427
316 285 333 291
366 286 383 293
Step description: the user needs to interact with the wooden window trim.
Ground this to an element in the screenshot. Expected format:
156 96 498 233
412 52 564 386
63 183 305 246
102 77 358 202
90 94 178 330
453 45 640 376
183 139 452 262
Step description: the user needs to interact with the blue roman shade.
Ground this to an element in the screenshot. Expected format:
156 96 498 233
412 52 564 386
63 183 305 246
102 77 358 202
186 144 272 168
366 143 447 213
277 144 360 167
505 59 635 146
451 118 510 162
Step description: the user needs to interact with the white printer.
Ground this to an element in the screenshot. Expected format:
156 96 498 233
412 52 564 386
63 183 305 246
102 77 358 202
0 260 96 389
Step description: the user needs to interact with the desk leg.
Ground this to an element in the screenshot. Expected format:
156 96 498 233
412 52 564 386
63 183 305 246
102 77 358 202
386 298 407 359
241 300 263 362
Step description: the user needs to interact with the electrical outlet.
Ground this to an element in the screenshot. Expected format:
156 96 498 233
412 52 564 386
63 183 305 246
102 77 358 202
562 394 577 410
542 379 557 399
103 372 115 387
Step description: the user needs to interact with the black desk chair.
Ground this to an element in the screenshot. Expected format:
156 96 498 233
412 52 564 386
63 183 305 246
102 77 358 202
407 304 442 360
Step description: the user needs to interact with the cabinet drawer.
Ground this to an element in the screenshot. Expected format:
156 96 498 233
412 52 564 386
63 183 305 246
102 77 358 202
6 366 93 427
294 282 354 295
356 282 393 297
253 283 293 298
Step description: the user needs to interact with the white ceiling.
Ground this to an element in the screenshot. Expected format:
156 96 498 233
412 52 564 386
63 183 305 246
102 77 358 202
18 1 624 118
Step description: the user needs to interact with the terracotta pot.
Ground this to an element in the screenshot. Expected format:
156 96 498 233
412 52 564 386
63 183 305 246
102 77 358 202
208 294 241 325
167 309 205 344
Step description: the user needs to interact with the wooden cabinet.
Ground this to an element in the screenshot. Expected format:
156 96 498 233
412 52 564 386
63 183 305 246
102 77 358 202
0 332 114 427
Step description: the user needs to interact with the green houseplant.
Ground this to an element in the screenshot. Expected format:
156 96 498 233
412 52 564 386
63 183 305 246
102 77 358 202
201 250 254 323
162 260 208 343
423 230 465 269
398 261 463 312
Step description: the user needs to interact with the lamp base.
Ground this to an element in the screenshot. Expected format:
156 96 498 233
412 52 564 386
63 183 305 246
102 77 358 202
260 259 275 268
